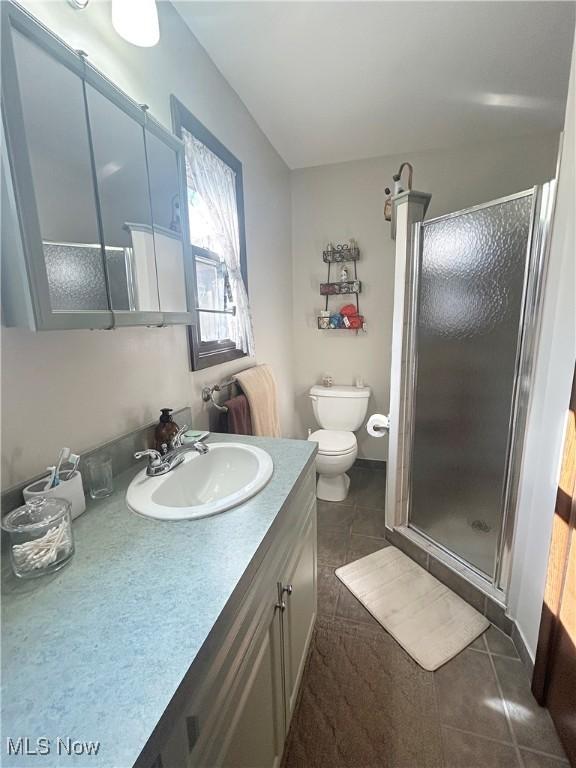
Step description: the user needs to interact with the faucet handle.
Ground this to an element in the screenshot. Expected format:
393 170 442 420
134 449 163 469
170 424 189 450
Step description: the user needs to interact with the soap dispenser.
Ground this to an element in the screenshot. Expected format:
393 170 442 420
155 409 180 455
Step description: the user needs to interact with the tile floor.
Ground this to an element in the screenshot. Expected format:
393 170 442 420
291 466 568 768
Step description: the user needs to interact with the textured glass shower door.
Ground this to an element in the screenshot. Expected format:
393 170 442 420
409 192 534 578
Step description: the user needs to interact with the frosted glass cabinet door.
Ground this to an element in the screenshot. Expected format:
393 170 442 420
10 29 109 314
409 193 533 577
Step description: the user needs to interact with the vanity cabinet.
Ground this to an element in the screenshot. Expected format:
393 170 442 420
148 466 317 768
1 2 193 331
281 512 317 727
218 585 286 768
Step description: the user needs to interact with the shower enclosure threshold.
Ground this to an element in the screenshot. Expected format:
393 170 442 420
392 525 507 606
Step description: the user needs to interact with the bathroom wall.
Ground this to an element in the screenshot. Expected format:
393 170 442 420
1 1 294 489
291 133 560 461
507 31 576 660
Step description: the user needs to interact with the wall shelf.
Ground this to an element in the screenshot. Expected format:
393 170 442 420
317 315 365 330
319 280 361 296
323 245 360 263
318 241 366 333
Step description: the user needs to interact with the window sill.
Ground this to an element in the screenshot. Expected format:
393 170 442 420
194 345 247 371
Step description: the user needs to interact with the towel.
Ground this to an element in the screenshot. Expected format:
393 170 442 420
235 365 281 438
223 394 253 436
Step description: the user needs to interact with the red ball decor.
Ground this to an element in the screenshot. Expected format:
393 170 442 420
340 303 357 317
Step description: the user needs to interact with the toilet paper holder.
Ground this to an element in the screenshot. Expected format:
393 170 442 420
367 413 391 436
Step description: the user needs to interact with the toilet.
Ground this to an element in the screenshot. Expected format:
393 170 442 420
308 384 371 502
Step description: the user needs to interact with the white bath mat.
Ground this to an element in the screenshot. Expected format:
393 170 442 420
335 546 489 671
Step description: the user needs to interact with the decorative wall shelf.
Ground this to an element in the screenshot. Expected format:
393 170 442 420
320 280 361 296
317 314 365 330
318 241 366 333
323 244 360 263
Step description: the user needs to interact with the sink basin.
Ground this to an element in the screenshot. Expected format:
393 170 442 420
126 442 274 521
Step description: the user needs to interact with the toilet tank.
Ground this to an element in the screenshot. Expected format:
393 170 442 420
309 385 371 431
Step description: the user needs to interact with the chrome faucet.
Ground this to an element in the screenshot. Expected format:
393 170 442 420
134 426 209 477
134 448 185 477
168 424 209 456
169 424 189 450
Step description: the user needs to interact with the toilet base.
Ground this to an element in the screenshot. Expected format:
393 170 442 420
316 472 351 502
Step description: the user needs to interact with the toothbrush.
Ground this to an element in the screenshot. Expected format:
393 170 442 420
69 452 80 474
46 465 57 489
54 447 71 487
61 453 81 481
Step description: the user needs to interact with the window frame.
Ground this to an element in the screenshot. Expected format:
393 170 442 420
170 95 249 371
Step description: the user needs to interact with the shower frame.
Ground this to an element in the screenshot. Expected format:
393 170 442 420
394 182 557 600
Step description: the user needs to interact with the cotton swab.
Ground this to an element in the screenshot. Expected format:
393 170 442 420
11 520 72 571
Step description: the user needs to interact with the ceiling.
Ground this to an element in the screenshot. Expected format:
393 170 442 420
175 2 575 169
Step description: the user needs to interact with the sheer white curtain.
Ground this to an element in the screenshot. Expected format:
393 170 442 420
184 131 255 356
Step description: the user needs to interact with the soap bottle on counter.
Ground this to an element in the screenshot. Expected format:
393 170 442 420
155 408 180 455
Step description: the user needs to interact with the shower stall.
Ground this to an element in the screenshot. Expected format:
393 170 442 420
392 182 556 597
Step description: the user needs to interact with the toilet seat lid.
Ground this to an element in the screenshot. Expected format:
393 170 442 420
308 429 357 455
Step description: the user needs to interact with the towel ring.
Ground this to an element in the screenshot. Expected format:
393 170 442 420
201 380 236 413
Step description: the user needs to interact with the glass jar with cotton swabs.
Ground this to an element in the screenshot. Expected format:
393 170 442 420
2 497 75 579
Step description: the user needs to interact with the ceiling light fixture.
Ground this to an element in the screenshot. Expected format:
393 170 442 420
68 0 90 9
477 93 547 110
112 0 160 47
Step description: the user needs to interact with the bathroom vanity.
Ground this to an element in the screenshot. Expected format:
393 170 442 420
1 435 317 768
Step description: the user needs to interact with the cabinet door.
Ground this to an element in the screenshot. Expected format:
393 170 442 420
85 82 162 321
144 125 190 321
218 593 285 768
281 507 317 726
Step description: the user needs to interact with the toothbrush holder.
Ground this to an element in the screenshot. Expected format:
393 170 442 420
23 471 86 520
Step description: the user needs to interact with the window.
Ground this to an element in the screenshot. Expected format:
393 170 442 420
171 96 254 370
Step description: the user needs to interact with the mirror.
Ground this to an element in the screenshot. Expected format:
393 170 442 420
145 127 188 314
11 30 108 312
86 84 159 313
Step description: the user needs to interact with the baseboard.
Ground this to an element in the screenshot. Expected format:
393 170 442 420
354 458 386 471
511 622 535 676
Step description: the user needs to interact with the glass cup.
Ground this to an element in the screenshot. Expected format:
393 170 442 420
85 454 114 499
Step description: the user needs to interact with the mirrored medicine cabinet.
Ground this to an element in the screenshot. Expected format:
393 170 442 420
1 2 193 330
